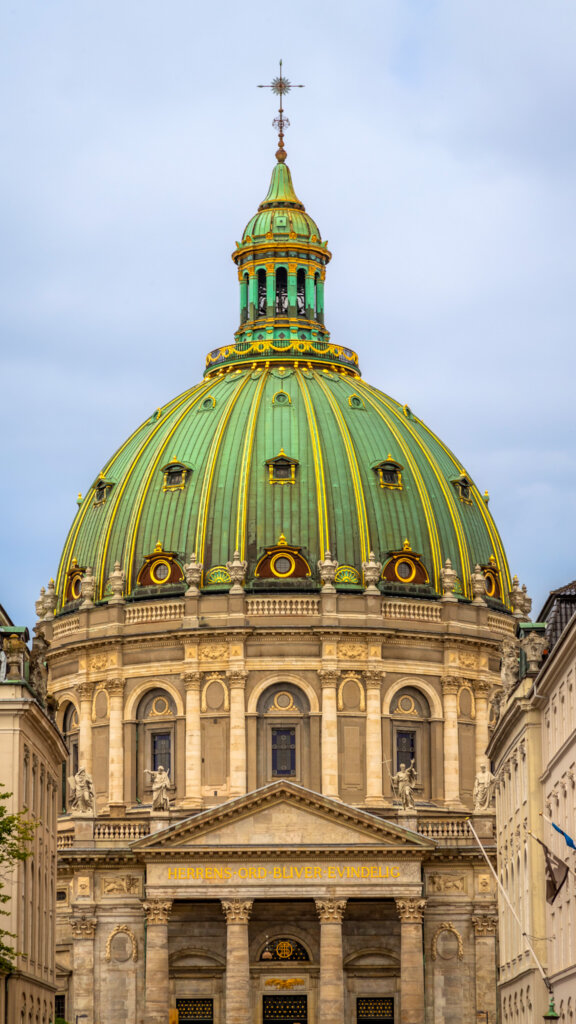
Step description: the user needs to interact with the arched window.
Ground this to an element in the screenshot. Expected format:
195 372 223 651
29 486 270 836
136 689 177 803
296 269 306 316
61 703 79 812
256 684 311 789
389 687 431 801
257 269 267 317
275 267 288 314
242 272 249 323
314 272 319 318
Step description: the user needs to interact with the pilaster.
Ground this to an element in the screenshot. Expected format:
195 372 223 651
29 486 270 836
315 898 347 1024
222 899 253 1024
396 897 427 1024
143 899 173 1024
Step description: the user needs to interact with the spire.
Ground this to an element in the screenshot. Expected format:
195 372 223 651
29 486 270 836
257 60 304 164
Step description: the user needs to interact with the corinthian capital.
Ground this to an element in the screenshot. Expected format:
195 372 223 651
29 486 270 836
395 897 427 923
315 898 347 923
441 676 460 696
221 899 253 924
227 670 247 690
182 671 202 691
319 669 340 689
142 899 173 925
70 914 97 939
106 677 125 697
472 914 497 936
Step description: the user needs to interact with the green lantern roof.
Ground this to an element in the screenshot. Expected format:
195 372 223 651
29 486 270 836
54 153 511 613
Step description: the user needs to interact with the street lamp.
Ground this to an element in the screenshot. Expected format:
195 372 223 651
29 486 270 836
543 996 560 1021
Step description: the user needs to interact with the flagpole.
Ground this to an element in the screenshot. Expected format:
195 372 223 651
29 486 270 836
466 817 552 994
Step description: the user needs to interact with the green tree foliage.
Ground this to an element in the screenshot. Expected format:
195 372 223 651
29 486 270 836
0 785 36 971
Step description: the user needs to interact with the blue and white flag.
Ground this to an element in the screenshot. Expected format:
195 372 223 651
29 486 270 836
541 812 576 851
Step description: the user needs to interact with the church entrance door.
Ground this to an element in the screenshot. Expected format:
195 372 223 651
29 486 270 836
262 994 307 1022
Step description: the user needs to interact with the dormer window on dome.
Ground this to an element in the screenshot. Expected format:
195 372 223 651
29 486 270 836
93 474 115 506
266 450 298 485
161 459 192 492
383 540 429 585
64 558 85 603
373 457 404 490
137 543 183 587
452 474 473 504
255 535 311 580
482 556 502 600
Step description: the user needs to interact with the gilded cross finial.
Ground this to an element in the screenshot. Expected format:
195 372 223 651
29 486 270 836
258 60 304 163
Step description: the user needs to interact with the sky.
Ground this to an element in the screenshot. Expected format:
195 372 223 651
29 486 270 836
1 0 575 626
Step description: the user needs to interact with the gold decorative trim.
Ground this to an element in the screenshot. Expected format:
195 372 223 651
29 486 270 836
105 924 138 962
431 921 464 961
337 674 366 712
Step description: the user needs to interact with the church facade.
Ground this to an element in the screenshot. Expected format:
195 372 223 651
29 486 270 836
39 92 521 1024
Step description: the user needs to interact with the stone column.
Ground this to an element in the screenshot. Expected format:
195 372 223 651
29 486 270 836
441 677 461 807
78 682 93 777
222 899 253 1024
395 898 427 1024
70 914 97 1024
472 912 498 1023
183 672 202 807
475 681 491 773
107 678 125 809
320 670 340 798
143 899 173 1024
315 898 347 1023
365 671 385 804
229 671 247 796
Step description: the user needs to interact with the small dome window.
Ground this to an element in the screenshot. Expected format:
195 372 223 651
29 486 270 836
452 474 473 504
266 449 298 485
161 459 193 492
481 556 502 600
383 540 429 585
200 395 216 411
64 558 85 603
273 391 291 406
255 535 311 580
92 474 115 506
137 543 184 587
372 457 404 490
348 394 364 409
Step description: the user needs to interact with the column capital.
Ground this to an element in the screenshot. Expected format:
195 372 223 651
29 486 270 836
70 914 97 939
142 899 173 925
227 670 247 690
105 676 125 697
475 679 493 697
315 898 347 923
441 676 460 696
364 669 385 689
182 671 202 691
319 669 340 689
472 913 498 936
395 897 427 923
78 681 94 701
221 898 253 923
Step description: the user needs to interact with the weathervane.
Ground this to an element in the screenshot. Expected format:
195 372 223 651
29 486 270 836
258 60 304 163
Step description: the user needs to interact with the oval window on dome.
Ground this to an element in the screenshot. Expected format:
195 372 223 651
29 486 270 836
270 553 295 578
395 559 416 582
349 394 364 409
150 560 171 584
273 391 291 406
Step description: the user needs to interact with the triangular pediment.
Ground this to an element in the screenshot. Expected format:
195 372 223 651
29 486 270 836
133 782 434 854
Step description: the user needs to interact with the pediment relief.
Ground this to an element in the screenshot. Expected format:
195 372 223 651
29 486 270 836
133 782 434 854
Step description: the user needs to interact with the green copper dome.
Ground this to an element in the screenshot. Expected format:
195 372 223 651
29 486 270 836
54 158 511 611
241 162 323 244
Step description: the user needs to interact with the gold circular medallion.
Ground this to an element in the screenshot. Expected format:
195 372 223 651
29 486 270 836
276 940 293 959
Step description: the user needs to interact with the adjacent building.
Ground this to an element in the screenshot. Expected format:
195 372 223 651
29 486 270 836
488 583 576 1023
0 610 67 1024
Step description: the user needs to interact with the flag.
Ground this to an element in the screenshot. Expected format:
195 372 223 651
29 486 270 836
531 833 569 904
551 821 576 852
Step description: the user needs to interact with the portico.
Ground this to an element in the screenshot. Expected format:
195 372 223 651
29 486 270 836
134 782 432 1024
